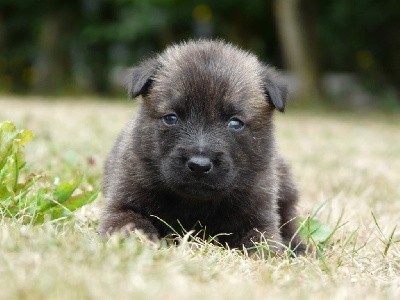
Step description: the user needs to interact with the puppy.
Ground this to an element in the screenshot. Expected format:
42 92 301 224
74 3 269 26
99 40 304 254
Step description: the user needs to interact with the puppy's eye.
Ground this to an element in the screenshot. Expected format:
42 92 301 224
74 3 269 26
227 117 244 130
162 114 178 126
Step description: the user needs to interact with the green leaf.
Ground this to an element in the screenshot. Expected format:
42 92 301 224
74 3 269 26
18 129 34 146
0 121 33 170
0 155 18 197
47 190 99 221
63 189 99 211
53 176 83 203
0 122 18 164
298 216 334 243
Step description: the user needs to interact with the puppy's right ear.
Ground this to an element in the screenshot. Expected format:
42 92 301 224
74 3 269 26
126 58 159 98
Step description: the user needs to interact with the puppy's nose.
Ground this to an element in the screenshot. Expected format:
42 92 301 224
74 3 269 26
187 156 212 174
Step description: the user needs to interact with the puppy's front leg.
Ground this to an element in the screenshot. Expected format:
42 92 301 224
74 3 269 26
241 227 283 255
99 207 159 239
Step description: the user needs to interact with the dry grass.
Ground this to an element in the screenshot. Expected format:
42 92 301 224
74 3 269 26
0 96 399 299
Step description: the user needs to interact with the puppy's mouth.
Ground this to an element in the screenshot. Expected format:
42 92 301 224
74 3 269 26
173 182 224 199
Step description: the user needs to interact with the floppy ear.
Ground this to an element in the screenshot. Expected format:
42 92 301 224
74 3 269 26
260 66 288 112
126 58 159 98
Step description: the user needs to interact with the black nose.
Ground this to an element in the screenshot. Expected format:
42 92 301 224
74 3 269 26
187 156 213 174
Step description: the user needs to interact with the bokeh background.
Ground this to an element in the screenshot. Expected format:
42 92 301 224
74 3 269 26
1 0 400 109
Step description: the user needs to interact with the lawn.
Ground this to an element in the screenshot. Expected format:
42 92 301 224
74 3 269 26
0 96 399 299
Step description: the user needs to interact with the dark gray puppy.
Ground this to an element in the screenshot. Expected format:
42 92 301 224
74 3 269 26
99 40 304 254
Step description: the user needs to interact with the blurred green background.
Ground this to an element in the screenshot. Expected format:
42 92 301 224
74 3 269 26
1 0 399 108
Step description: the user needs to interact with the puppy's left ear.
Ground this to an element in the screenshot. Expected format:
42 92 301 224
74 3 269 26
261 66 288 112
126 57 160 98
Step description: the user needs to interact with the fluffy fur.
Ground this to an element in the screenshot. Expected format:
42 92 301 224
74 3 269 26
99 40 304 254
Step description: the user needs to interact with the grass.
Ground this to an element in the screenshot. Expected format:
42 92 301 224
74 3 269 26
0 96 399 299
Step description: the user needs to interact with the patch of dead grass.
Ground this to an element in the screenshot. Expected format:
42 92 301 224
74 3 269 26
0 96 399 299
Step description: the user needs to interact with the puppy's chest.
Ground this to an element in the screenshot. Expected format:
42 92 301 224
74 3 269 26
151 199 246 236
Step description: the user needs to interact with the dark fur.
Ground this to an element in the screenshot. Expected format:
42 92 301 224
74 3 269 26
99 40 304 254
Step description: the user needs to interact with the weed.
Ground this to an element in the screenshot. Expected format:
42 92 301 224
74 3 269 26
0 121 98 224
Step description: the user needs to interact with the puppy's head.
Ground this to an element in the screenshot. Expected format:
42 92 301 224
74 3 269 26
127 40 288 200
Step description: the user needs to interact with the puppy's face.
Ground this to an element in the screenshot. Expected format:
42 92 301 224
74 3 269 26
128 41 287 200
